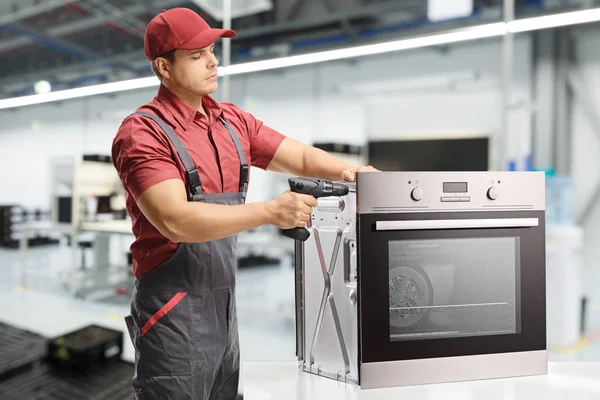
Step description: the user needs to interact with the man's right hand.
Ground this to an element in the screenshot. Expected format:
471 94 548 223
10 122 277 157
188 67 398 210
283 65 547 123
267 190 318 229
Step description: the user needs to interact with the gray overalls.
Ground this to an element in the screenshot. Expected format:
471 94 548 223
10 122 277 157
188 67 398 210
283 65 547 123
124 111 248 400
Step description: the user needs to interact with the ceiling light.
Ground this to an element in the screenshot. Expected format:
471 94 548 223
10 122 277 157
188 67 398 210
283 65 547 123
507 7 600 33
33 80 52 94
189 0 273 21
223 23 506 76
0 76 159 110
428 0 474 22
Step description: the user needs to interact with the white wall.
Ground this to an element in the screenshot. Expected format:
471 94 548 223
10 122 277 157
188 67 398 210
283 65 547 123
1 35 531 209
364 34 532 172
572 26 600 275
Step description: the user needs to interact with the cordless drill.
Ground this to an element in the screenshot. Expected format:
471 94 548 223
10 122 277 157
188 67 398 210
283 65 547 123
281 177 349 241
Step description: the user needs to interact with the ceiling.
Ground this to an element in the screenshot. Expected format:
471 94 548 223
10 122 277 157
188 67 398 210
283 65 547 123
0 0 585 99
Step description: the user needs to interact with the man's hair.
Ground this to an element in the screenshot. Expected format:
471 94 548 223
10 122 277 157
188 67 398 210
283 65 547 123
151 49 177 81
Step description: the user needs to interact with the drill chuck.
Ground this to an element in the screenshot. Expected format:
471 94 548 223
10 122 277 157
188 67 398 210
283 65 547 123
330 183 349 197
288 177 349 198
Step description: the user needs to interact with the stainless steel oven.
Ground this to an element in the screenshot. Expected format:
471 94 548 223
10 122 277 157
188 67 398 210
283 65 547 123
294 171 547 389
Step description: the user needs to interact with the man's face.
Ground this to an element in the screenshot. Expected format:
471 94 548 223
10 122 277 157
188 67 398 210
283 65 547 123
169 43 219 97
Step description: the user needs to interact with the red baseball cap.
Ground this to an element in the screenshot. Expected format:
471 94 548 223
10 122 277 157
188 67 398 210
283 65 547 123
144 8 236 60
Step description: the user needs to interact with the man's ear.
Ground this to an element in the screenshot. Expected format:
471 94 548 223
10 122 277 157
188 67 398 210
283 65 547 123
156 58 172 80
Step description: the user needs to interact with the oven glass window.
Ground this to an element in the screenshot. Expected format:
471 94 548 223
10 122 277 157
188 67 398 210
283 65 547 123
389 237 519 341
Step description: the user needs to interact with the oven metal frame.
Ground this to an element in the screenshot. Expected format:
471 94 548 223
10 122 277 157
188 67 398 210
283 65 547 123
295 183 360 384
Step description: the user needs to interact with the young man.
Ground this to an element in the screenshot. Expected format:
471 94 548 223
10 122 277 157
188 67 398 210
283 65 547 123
112 7 377 400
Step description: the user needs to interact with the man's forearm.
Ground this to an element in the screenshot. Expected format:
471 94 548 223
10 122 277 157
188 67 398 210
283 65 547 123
168 201 273 243
301 146 355 181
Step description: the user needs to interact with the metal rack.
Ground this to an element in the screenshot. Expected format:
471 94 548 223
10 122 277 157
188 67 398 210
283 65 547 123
0 205 58 249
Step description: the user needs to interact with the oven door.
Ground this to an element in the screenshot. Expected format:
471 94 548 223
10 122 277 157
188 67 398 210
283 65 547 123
358 210 546 364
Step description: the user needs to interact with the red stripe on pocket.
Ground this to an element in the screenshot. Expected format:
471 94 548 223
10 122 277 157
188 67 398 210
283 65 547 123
141 292 187 336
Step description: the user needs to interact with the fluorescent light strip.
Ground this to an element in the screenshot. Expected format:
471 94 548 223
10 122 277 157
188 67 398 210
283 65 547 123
0 76 159 109
224 23 506 75
508 7 600 33
1 7 599 110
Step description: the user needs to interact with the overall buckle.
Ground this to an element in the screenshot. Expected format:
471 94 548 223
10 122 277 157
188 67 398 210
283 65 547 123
240 164 249 192
187 169 202 195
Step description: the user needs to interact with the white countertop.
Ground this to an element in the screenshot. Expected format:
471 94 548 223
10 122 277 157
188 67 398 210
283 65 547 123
80 220 132 234
19 220 133 234
20 221 74 233
242 361 600 400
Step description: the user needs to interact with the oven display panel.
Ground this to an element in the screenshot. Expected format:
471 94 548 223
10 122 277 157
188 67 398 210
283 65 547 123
443 182 468 193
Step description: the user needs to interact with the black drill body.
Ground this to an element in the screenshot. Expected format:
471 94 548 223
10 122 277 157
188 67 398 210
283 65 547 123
282 177 349 241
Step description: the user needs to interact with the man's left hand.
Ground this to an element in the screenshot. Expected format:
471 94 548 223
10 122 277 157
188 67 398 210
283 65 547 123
341 165 380 181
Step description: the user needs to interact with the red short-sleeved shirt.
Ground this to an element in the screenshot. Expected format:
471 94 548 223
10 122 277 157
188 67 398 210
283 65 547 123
112 85 286 276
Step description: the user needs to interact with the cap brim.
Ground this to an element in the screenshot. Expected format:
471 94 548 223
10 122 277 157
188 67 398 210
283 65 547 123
178 28 236 51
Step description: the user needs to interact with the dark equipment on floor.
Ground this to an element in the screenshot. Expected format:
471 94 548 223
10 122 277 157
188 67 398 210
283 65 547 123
0 322 47 381
0 323 132 400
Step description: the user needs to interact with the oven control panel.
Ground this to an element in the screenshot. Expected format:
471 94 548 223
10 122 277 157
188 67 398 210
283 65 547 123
412 181 500 203
356 171 545 213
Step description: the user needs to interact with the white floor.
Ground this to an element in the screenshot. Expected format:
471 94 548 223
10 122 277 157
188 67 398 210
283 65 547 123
1 242 600 397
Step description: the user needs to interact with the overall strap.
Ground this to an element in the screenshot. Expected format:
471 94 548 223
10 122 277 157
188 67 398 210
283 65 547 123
134 111 203 199
218 116 249 195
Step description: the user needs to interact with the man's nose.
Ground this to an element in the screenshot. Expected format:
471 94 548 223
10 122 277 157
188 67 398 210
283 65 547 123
209 52 219 67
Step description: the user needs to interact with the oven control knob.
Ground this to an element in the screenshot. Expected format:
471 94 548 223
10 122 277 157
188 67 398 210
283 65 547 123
487 186 500 200
411 187 423 201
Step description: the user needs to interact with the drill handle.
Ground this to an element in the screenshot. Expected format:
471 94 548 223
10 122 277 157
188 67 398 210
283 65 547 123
281 226 311 242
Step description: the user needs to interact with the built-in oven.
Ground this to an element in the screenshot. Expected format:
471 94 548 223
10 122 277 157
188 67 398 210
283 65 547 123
357 171 547 388
294 171 547 390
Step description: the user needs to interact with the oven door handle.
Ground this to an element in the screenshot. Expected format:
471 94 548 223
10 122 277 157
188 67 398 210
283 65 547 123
375 218 539 231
